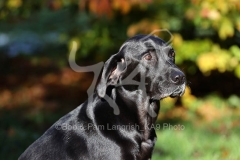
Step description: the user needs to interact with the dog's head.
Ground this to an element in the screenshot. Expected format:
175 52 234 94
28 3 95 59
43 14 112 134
97 35 186 100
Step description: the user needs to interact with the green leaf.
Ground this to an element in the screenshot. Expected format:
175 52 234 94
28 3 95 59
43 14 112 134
218 18 234 40
230 45 240 60
234 64 240 79
227 95 240 108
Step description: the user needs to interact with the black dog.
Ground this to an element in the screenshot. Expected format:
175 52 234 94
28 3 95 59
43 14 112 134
19 35 186 160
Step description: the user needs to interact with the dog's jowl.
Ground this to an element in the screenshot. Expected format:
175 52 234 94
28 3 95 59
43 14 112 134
19 35 186 160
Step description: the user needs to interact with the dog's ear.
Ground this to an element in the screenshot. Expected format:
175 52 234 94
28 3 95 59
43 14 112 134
97 54 126 98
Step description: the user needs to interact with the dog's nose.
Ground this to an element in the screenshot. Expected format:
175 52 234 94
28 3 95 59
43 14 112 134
171 70 185 85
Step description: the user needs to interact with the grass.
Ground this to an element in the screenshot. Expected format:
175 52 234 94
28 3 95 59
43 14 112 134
152 121 240 160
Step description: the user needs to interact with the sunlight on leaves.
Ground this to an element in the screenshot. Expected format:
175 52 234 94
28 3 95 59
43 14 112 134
7 0 22 9
218 18 234 40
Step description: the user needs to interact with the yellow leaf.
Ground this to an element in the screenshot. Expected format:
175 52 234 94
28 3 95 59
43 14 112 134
208 9 221 20
172 34 183 47
216 0 229 14
197 52 216 74
230 45 240 60
7 0 22 8
235 18 240 32
112 0 131 14
181 87 197 109
234 64 240 79
219 18 234 40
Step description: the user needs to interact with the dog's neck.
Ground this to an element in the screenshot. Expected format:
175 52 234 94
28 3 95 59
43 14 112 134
112 86 160 141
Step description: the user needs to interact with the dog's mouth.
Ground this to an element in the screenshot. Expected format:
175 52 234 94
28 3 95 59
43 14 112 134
169 85 185 98
151 84 186 100
170 90 183 98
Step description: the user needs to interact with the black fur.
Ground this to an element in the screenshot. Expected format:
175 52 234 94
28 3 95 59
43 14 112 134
19 35 186 160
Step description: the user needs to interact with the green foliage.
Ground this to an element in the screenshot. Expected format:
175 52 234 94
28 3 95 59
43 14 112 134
227 95 240 108
153 121 240 160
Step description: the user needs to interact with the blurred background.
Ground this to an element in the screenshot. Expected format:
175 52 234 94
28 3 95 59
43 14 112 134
1 0 240 159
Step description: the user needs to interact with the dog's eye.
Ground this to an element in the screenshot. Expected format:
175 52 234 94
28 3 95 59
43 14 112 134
144 54 152 60
168 50 175 58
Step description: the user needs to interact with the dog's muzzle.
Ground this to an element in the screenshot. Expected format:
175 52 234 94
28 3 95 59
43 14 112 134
170 84 186 98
